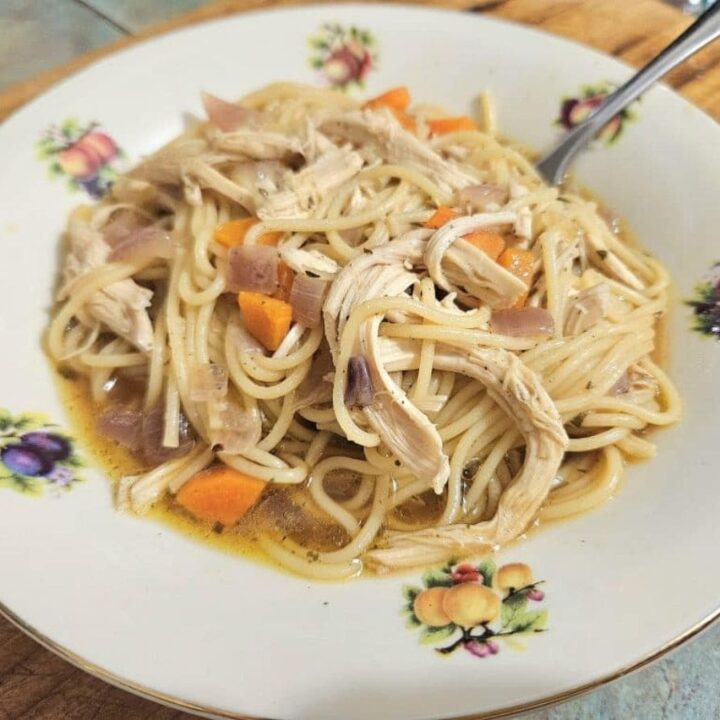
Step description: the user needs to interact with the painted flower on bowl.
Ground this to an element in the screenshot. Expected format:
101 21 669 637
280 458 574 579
557 82 638 145
688 262 720 339
36 119 122 198
0 409 83 495
308 23 377 90
401 558 548 659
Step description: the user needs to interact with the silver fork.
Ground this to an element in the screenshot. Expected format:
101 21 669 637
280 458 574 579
536 1 720 186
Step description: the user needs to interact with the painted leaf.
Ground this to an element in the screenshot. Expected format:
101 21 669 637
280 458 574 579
514 609 549 635
419 624 456 645
405 613 422 629
478 558 496 587
440 559 455 574
501 594 529 629
422 567 453 589
65 455 82 468
695 281 715 304
0 473 41 495
503 606 548 636
98 165 118 181
402 584 421 602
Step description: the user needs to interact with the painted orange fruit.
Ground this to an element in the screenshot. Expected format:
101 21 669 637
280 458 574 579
442 583 501 628
495 563 533 591
413 587 451 627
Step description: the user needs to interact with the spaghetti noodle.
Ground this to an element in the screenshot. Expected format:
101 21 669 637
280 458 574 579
47 83 680 579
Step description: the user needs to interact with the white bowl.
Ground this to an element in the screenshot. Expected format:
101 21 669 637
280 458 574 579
1 5 718 719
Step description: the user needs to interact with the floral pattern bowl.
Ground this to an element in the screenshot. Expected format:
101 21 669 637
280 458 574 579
0 5 719 719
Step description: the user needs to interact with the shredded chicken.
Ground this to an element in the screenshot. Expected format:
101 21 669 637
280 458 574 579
280 247 340 279
129 139 209 186
128 138 256 211
360 315 450 492
364 344 568 571
210 129 304 161
323 236 425 362
425 213 527 307
323 237 451 492
258 145 363 218
565 283 610 335
59 218 154 352
181 158 255 210
109 176 180 212
321 109 475 192
583 232 644 290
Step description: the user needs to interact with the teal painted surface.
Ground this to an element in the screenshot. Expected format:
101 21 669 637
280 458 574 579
0 1 718 718
84 0 211 33
526 623 720 718
0 0 124 90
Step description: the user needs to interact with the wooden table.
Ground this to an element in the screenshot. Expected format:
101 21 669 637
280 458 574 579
1 1 719 718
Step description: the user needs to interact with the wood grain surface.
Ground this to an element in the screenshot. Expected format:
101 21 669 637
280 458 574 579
3 0 720 123
1 1 718 719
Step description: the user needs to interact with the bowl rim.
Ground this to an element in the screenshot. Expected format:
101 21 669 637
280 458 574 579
2 597 717 719
3 3 719 719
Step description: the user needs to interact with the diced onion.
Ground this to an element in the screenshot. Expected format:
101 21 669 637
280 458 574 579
289 274 328 328
189 363 228 402
609 371 630 396
345 356 374 408
108 227 176 263
201 92 261 132
97 406 142 449
141 404 194 464
209 402 261 454
490 307 555 337
103 210 146 248
226 245 278 294
458 184 509 211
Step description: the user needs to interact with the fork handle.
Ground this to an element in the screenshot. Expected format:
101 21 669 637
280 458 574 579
537 2 720 184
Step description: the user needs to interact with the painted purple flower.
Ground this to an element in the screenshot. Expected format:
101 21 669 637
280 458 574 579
1 444 53 477
0 408 84 496
557 83 635 145
21 432 71 462
528 589 545 602
47 466 74 487
308 24 377 90
688 263 720 339
36 120 121 198
464 640 492 658
323 42 373 87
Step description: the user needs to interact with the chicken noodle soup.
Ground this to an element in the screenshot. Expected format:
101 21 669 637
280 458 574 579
47 83 680 579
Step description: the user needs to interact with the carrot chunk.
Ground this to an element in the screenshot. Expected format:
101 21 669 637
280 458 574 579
238 291 293 351
462 231 506 261
427 116 478 135
498 247 535 307
176 466 266 525
425 206 458 229
214 218 283 247
364 86 411 112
